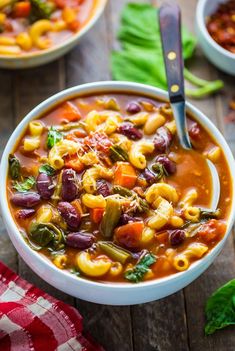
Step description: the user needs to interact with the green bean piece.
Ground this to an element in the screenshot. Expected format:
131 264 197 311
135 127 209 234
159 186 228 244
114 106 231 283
113 185 133 197
29 222 65 250
99 241 131 264
101 198 122 238
9 154 21 180
109 145 129 162
151 162 166 178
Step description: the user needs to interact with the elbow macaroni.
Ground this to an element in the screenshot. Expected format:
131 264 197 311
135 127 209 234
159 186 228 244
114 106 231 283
30 20 53 50
148 197 173 230
129 141 154 169
82 194 106 208
145 183 179 204
49 139 80 169
82 165 113 194
143 113 166 135
173 242 208 271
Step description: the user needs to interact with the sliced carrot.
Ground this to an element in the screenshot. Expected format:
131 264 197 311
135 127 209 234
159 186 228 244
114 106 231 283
90 208 105 224
68 20 80 31
115 222 144 249
113 162 137 189
61 101 81 122
65 155 84 173
13 2 31 17
71 199 83 215
156 232 169 245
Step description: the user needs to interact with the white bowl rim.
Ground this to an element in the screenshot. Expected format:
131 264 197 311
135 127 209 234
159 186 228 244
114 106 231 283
0 0 107 61
1 80 235 292
196 0 235 59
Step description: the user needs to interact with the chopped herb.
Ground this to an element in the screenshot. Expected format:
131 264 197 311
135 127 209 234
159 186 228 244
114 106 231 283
205 279 235 335
14 176 35 192
39 164 56 176
200 208 221 220
109 145 129 162
47 127 62 149
151 162 166 179
70 267 80 277
8 154 21 179
30 0 55 22
125 252 156 283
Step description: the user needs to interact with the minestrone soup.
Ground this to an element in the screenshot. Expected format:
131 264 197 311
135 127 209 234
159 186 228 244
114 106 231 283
7 93 232 283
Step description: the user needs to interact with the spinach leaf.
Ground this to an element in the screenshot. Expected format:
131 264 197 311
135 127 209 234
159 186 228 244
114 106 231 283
47 127 62 149
30 0 55 22
110 145 129 162
14 176 35 192
29 222 65 250
8 154 21 179
205 279 235 335
125 252 156 283
39 163 56 176
111 3 223 99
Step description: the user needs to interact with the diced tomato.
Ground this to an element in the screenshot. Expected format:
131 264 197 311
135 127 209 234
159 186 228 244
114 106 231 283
156 231 169 245
84 132 113 154
65 154 84 173
115 222 144 249
61 101 81 122
54 0 80 9
114 162 137 189
68 20 80 31
198 219 226 243
13 1 31 17
90 208 105 224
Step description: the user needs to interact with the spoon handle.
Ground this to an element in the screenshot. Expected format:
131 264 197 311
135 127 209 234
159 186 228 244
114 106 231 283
159 3 191 149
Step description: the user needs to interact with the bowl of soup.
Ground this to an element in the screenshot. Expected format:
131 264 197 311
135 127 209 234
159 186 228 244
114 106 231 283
0 0 107 69
0 81 235 305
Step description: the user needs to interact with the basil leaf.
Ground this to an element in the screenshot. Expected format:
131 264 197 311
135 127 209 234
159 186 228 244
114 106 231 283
125 252 156 283
205 279 235 335
39 164 56 176
110 145 128 162
14 176 35 192
47 127 62 149
8 154 21 179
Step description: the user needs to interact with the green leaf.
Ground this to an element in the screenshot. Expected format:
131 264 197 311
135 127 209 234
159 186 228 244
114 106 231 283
125 252 156 283
14 176 35 192
47 127 62 149
30 0 55 22
29 222 65 250
205 279 235 335
111 3 223 99
8 154 21 180
109 145 129 162
39 164 56 176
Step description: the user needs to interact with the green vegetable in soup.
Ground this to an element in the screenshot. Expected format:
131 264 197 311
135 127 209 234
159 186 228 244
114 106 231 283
47 127 62 149
99 241 131 264
30 0 55 22
39 164 56 176
205 279 235 335
125 252 156 283
200 208 221 220
151 162 165 179
111 3 223 99
110 145 129 162
101 198 122 239
113 185 149 213
14 176 35 192
9 154 21 180
113 185 132 197
29 222 65 250
98 97 121 111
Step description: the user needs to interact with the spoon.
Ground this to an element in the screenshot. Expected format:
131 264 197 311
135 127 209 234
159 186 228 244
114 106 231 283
159 3 220 211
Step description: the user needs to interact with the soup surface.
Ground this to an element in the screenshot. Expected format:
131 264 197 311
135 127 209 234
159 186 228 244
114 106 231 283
7 93 232 283
0 0 96 55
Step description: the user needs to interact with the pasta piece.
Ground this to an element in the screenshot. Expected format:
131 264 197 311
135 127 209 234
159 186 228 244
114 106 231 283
53 255 67 269
0 36 16 45
143 113 166 135
165 120 176 134
109 262 123 277
0 45 21 55
82 194 106 208
183 206 200 222
126 112 149 126
170 215 184 228
179 188 198 208
129 140 154 169
79 151 99 166
145 183 179 204
110 133 132 152
206 146 221 163
36 205 53 223
82 165 113 194
148 197 173 230
48 139 80 170
173 254 190 271
23 137 40 151
16 32 32 51
30 20 53 50
29 121 43 136
84 110 121 134
141 227 155 244
76 252 111 277
173 242 208 271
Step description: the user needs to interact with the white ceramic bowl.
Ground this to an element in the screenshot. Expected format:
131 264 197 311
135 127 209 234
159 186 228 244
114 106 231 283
1 81 235 305
196 0 235 75
0 0 107 69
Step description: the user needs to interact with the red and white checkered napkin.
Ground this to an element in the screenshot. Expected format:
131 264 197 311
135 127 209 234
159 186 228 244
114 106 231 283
0 261 104 351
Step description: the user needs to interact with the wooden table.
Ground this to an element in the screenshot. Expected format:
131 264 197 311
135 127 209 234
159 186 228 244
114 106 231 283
0 0 235 350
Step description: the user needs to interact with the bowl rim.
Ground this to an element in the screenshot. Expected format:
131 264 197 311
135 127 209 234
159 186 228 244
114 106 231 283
1 81 235 292
196 0 235 59
0 0 107 61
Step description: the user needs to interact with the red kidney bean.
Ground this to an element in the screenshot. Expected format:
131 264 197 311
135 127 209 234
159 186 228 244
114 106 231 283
189 123 201 140
16 209 35 219
118 123 143 140
154 126 173 152
119 214 142 226
169 230 186 246
126 101 141 114
96 179 111 197
142 168 157 184
11 193 40 208
61 168 78 202
66 232 95 249
58 201 81 230
36 173 54 200
155 155 176 175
